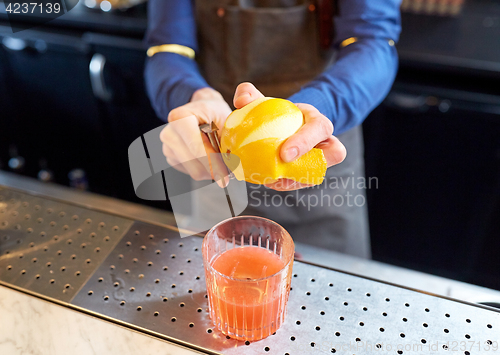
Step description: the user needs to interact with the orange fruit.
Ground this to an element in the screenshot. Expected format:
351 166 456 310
220 98 327 185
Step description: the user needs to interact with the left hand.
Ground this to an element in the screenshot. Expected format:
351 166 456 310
233 83 347 191
160 87 232 187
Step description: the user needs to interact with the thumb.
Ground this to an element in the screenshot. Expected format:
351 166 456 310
280 104 334 163
233 82 265 109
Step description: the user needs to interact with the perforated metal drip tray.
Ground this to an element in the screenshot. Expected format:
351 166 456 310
1 187 500 355
0 188 133 302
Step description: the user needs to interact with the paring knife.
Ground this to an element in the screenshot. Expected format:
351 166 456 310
199 122 235 217
199 122 235 181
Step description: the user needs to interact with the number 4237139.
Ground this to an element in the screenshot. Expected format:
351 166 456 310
5 2 61 14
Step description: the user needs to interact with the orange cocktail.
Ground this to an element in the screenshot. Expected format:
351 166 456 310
203 216 294 341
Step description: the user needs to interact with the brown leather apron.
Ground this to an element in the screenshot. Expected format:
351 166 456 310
194 0 371 258
195 0 335 103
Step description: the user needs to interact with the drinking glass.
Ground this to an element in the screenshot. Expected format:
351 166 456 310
202 216 294 341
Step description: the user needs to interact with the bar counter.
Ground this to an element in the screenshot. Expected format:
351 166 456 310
0 171 499 354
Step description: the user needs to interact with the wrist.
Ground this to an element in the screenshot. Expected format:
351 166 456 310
191 87 224 102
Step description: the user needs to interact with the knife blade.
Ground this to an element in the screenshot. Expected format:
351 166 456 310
199 122 235 217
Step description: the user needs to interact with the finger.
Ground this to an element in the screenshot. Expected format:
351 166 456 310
264 179 313 191
315 135 347 167
160 125 203 180
159 124 175 145
162 142 175 160
179 158 212 181
169 115 213 180
163 117 228 182
166 156 189 174
167 106 191 123
161 125 191 163
167 131 211 181
162 127 189 174
161 126 185 162
233 82 265 109
264 179 297 191
170 115 208 160
281 104 334 163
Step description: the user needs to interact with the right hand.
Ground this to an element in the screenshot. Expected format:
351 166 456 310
234 83 346 191
160 87 232 185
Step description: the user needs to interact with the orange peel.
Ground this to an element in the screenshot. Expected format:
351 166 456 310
220 98 327 185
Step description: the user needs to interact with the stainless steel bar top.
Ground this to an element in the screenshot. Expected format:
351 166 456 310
0 171 499 355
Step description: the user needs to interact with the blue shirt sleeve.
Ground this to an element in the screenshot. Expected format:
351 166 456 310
144 0 402 132
288 0 402 135
144 0 209 121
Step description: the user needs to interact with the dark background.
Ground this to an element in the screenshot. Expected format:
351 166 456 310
0 1 499 290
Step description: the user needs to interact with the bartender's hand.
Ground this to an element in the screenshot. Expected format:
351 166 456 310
234 82 347 191
160 87 231 186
